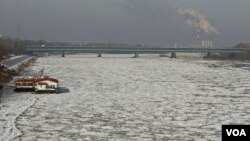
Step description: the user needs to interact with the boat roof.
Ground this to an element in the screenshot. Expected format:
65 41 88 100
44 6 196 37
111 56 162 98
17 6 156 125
15 76 37 83
36 76 59 83
15 76 59 83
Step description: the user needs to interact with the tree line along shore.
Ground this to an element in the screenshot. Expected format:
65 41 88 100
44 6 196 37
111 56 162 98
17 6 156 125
204 43 250 60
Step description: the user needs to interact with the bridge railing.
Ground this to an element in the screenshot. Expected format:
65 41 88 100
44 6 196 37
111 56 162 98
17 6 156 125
26 45 247 54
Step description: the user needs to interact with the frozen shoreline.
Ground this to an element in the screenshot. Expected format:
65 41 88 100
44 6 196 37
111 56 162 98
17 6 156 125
0 55 36 141
1 55 250 140
0 90 37 141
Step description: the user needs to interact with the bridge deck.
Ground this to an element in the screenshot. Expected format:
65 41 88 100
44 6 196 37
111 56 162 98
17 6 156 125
26 46 247 54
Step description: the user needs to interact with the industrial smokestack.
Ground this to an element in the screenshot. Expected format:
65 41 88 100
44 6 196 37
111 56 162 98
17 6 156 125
197 19 201 45
178 7 219 35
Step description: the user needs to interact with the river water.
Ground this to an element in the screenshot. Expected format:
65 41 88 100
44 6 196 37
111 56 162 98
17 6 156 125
3 55 250 140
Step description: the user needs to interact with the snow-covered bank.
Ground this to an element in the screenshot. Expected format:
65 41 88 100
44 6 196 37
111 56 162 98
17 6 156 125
1 55 250 140
8 56 34 70
0 55 36 141
0 55 35 103
1 55 32 69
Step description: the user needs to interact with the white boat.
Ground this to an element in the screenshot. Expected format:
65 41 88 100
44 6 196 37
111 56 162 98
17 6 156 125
35 76 59 93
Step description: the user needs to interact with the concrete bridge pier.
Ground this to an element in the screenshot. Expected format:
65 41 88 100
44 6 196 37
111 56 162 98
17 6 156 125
170 52 176 58
97 53 102 57
61 51 65 57
207 52 211 58
133 52 139 58
228 53 237 59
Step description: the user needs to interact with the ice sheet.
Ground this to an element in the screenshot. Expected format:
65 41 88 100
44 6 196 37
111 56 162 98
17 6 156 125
1 55 250 140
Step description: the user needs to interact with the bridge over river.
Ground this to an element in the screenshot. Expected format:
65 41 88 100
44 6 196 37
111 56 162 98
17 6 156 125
26 45 247 58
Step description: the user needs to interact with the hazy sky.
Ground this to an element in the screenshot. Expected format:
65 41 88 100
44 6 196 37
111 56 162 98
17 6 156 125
0 0 250 46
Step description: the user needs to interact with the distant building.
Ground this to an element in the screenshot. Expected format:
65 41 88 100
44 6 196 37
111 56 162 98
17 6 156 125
201 40 213 47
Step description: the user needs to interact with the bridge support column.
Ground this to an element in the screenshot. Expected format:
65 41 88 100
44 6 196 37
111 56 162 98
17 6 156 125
228 53 237 59
61 51 65 57
97 53 102 57
170 52 176 58
207 52 211 58
133 52 139 58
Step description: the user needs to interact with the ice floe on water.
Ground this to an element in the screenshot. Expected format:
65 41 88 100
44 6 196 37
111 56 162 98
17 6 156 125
1 55 250 141
0 90 36 141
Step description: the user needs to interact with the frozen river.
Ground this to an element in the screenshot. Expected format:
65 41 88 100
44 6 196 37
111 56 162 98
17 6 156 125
1 55 250 140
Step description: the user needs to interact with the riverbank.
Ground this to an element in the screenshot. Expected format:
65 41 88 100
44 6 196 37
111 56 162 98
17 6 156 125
204 49 250 61
0 56 37 140
0 57 36 82
0 57 36 101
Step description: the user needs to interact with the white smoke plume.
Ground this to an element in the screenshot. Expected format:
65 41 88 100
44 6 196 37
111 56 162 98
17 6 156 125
178 7 219 34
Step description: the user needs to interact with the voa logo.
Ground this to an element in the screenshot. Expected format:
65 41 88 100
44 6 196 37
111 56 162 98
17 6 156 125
226 129 246 137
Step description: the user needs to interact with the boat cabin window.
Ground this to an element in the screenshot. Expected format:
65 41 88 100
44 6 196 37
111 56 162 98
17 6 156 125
21 83 27 86
16 83 21 86
28 83 33 86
